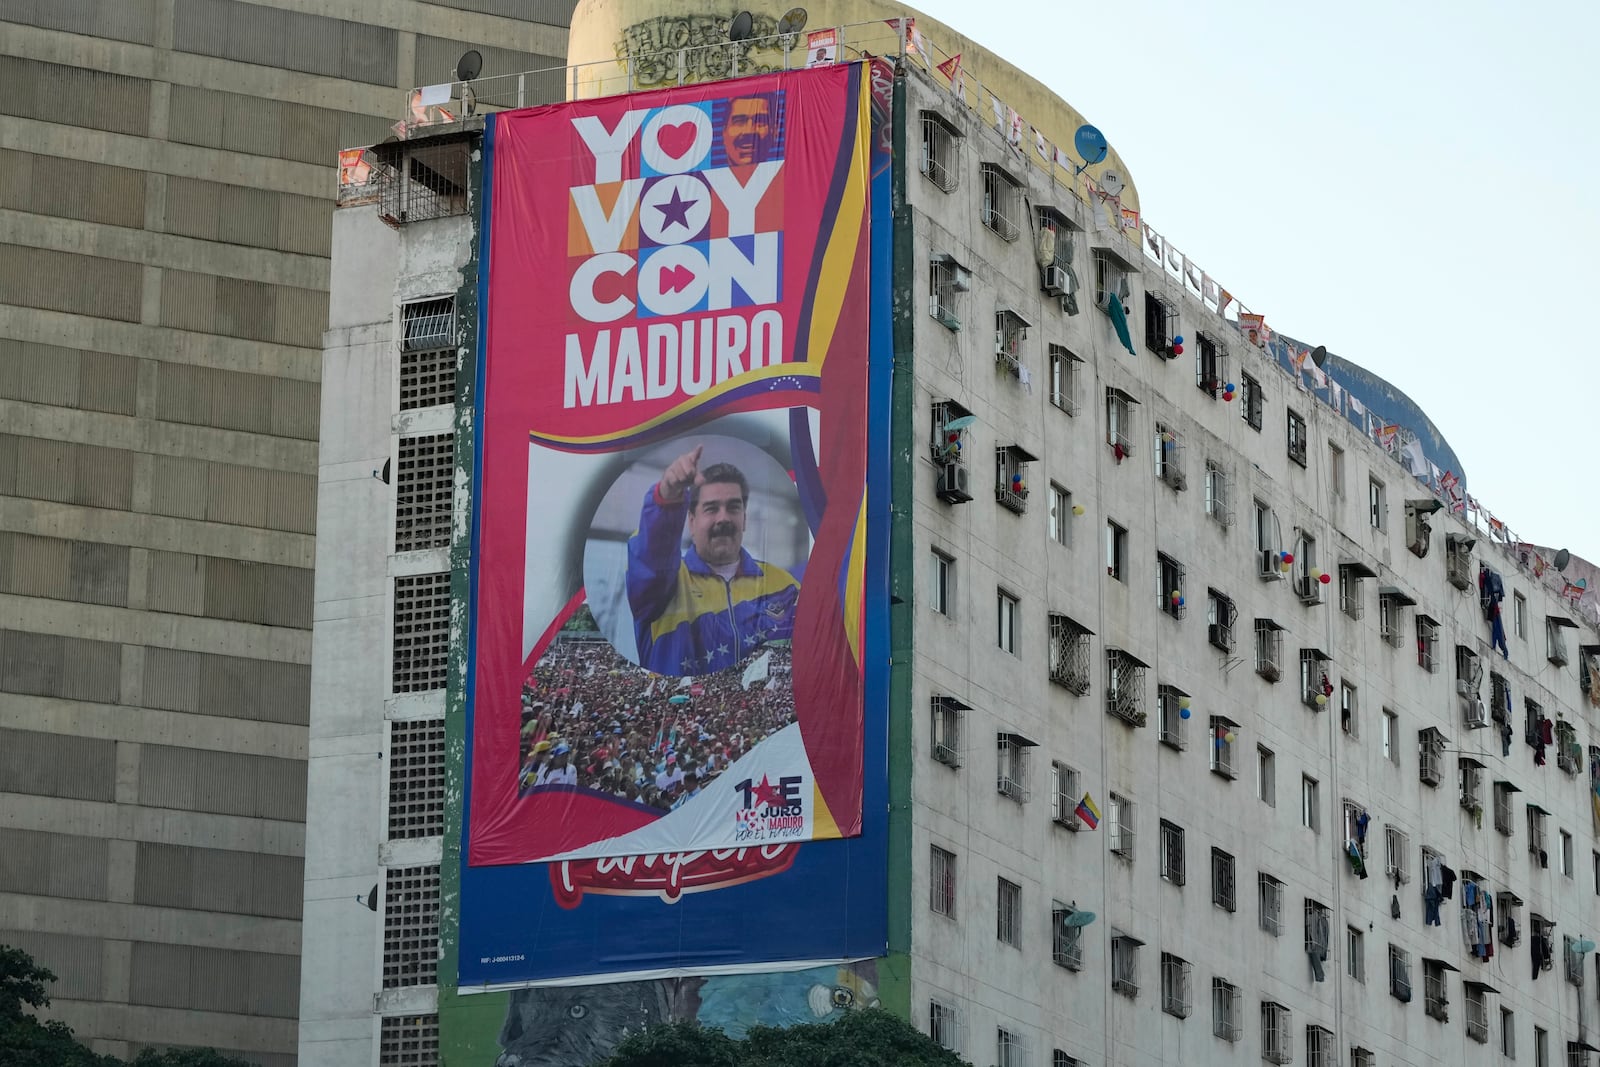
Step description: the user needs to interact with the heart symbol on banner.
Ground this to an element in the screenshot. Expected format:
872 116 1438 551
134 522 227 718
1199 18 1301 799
659 264 696 295
655 122 698 162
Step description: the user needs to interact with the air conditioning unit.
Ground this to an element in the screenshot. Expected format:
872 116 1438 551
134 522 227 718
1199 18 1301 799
1297 577 1323 605
1259 550 1285 580
936 462 972 504
1463 699 1488 729
950 265 973 292
1042 264 1068 296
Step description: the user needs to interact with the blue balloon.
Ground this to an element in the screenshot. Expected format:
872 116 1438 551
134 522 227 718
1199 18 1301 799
1173 335 1184 345
1179 707 1191 720
1073 125 1108 166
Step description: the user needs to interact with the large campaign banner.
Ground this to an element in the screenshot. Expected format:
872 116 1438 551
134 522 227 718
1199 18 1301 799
459 61 890 990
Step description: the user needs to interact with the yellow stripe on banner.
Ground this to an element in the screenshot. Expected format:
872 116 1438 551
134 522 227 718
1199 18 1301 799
812 780 841 839
804 68 873 374
842 491 867 664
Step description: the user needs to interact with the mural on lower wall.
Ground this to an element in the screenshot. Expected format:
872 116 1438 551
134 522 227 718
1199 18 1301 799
491 960 881 1067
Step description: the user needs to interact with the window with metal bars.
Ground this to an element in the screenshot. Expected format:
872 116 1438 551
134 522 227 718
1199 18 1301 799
929 999 961 1053
379 1013 439 1066
980 164 1021 241
392 573 450 693
401 297 454 353
1106 649 1147 726
387 719 445 839
1261 1002 1292 1064
1052 902 1084 969
1159 821 1185 885
382 865 439 989
1160 952 1191 1017
1212 978 1241 1041
1305 1025 1333 1067
1212 848 1236 912
930 695 966 769
996 877 1020 946
1048 613 1091 694
376 138 469 225
1259 872 1283 935
919 111 961 192
395 433 454 552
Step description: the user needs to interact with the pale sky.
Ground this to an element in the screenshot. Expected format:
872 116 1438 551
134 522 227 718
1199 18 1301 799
906 0 1599 563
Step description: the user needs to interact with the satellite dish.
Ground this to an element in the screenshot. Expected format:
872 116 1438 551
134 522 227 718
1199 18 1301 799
1310 345 1328 369
455 49 483 82
778 7 808 33
943 414 978 432
1555 548 1572 572
728 11 755 41
1062 910 1097 927
1578 939 1597 954
1098 170 1125 197
1073 125 1108 168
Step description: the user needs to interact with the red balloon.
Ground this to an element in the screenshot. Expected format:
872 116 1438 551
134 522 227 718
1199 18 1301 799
1172 344 1184 355
1319 572 1332 585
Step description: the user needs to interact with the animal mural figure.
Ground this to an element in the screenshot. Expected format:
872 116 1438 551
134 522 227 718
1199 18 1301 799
493 963 879 1066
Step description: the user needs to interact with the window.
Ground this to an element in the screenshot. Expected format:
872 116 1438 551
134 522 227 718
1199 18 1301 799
1286 409 1307 467
1594 849 1600 894
1304 899 1331 974
980 163 1021 240
1491 672 1512 726
929 549 952 616
1144 290 1177 357
1160 821 1186 885
1368 476 1387 530
1378 589 1407 646
1291 532 1322 603
1536 1027 1548 1067
1154 424 1186 491
1259 872 1284 935
1049 344 1080 414
929 845 956 916
1195 332 1227 398
1052 902 1084 969
996 590 1018 654
1049 762 1080 828
1212 848 1237 912
1328 443 1345 498
1306 1025 1334 1067
1047 614 1092 694
1212 979 1242 1041
1240 373 1262 431
994 443 1034 513
1210 716 1240 779
1340 681 1358 736
930 695 966 768
1417 614 1439 671
995 733 1032 802
1048 484 1071 546
1385 825 1410 884
1157 553 1186 618
1423 958 1450 1020
919 111 961 192
1338 563 1365 619
1514 591 1527 639
1105 520 1127 580
1254 619 1285 682
1560 830 1574 877
929 1000 961 1053
1528 804 1548 858
1207 589 1236 652
1548 616 1572 666
1204 461 1232 526
1261 1002 1292 1065
1465 984 1491 1043
1459 758 1485 820
1300 648 1333 708
399 298 457 411
1257 745 1276 807
928 254 967 330
1502 1006 1516 1059
1106 649 1147 727
993 308 1031 377
1160 953 1191 1018
1037 209 1080 309
1092 249 1132 312
1052 1053 1082 1067
996 877 1021 946
1342 801 1368 863
1108 793 1135 859
1351 1048 1375 1067
1110 933 1142 996
1494 780 1517 835
1419 727 1444 786
1106 387 1136 459
1382 709 1398 764
1347 926 1365 982
1253 498 1284 577
996 1027 1027 1067
1390 944 1412 1002
1158 685 1187 750
1301 775 1320 832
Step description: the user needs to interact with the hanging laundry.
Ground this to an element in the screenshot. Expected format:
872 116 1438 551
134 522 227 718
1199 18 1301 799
1103 292 1136 355
1306 905 1329 982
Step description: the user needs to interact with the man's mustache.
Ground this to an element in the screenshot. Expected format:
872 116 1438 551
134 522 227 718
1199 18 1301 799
710 522 738 537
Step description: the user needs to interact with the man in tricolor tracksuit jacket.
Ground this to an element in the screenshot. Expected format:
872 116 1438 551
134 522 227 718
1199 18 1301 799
626 445 800 676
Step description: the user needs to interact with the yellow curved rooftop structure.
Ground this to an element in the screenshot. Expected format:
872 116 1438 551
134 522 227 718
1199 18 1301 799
565 0 1140 214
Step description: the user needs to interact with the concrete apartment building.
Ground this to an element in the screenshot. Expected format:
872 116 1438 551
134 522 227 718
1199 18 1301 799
0 3 572 1063
303 2 1600 1065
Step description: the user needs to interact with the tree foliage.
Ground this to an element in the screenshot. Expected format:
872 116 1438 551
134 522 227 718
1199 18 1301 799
1 946 251 1067
598 1009 971 1067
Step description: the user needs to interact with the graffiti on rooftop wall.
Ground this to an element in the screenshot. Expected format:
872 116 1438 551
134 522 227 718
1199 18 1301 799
614 13 796 86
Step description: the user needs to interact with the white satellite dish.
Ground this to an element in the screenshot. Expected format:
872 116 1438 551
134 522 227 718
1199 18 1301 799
1098 170 1125 197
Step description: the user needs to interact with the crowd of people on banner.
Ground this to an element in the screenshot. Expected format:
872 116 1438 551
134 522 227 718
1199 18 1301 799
516 633 795 813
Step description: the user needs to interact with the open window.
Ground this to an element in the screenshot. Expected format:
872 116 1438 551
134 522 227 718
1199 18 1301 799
1035 207 1081 314
995 732 1036 802
1299 648 1333 708
1048 344 1082 414
1195 332 1229 399
1092 247 1137 313
1416 614 1440 672
1204 461 1233 527
1143 289 1177 359
1106 387 1139 460
1206 589 1236 652
1379 586 1414 648
1493 780 1519 835
1253 500 1284 580
1158 684 1188 750
1255 619 1284 681
1106 649 1149 727
1339 560 1374 620
1048 613 1093 694
994 307 1031 376
1459 757 1485 823
1154 424 1186 491
930 399 974 504
980 163 1022 241
1549 614 1577 667
1292 531 1322 605
919 111 962 192
929 253 971 330
994 444 1036 514
1210 716 1240 779
1157 553 1186 618
929 694 969 768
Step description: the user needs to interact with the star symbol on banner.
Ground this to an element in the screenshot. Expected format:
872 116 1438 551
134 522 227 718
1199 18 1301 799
703 650 717 665
655 187 695 231
715 643 730 657
751 774 784 808
681 658 695 671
